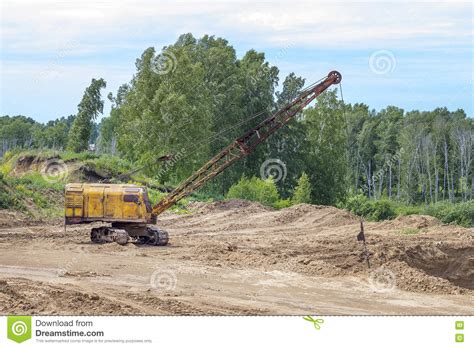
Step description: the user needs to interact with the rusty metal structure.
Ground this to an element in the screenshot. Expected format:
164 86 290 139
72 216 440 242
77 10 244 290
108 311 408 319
153 70 342 215
65 70 341 245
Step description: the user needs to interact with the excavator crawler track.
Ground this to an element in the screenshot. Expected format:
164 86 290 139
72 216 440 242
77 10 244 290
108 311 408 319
141 227 169 246
91 226 169 246
90 227 129 245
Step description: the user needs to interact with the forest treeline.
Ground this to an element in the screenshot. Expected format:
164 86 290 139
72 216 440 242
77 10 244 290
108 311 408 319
1 33 472 206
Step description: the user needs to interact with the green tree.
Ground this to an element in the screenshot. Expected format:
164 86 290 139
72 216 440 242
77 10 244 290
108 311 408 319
226 176 280 207
36 115 75 149
373 106 403 199
237 49 279 184
0 115 37 154
108 34 279 190
110 42 214 183
67 78 106 152
292 172 311 204
266 73 306 197
345 103 371 195
303 90 347 205
97 86 130 154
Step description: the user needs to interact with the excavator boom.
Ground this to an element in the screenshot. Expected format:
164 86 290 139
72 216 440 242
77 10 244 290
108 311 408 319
152 70 342 216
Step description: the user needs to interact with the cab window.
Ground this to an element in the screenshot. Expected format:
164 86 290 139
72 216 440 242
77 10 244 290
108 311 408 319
123 194 139 203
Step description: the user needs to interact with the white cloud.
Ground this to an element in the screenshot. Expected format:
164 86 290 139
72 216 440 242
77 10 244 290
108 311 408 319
1 0 471 56
1 0 472 120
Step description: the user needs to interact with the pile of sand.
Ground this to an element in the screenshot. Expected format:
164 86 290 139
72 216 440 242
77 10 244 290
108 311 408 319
273 203 358 227
377 214 440 230
188 199 271 214
383 260 468 294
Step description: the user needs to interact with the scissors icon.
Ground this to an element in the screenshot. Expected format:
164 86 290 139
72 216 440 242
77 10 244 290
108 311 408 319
303 315 324 330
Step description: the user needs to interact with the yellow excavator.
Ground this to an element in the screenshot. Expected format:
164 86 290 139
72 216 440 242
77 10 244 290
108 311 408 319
65 71 342 245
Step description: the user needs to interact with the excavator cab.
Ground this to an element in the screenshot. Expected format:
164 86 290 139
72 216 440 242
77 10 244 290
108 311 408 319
65 183 166 245
65 183 154 224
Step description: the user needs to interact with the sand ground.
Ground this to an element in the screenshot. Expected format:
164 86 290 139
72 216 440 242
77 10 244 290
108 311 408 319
0 200 472 315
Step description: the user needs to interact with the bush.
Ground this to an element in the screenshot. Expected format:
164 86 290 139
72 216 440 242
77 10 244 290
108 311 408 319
0 191 17 209
344 194 396 221
423 200 473 227
2 150 15 162
344 194 373 217
292 172 311 204
226 176 280 207
0 173 26 211
394 204 422 216
371 199 396 220
0 152 17 176
274 199 292 209
345 194 473 227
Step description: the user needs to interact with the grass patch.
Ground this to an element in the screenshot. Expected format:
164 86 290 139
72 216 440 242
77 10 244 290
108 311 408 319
0 173 26 211
0 169 64 217
83 155 133 179
16 172 65 191
59 151 99 162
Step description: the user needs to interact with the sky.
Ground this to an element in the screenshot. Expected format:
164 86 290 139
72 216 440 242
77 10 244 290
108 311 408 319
0 0 473 123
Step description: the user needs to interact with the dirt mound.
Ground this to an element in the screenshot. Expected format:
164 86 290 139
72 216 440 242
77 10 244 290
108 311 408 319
188 199 271 214
382 260 468 294
179 211 473 295
10 154 108 183
186 201 358 230
377 214 440 230
274 204 358 226
296 233 474 294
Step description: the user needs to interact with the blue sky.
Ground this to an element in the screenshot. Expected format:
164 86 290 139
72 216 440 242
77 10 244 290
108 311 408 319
1 0 472 123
